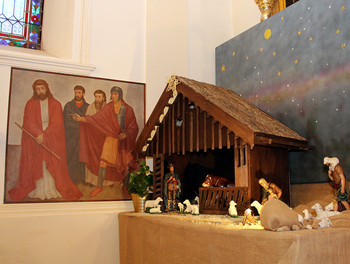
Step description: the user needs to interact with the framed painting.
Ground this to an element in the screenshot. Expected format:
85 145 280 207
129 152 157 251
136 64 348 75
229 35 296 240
4 67 145 203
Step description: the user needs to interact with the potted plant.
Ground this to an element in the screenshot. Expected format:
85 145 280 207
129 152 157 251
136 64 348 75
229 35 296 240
127 161 153 212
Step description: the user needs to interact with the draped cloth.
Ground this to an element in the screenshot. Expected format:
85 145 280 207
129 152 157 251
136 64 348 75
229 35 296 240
79 101 138 182
9 97 83 201
63 98 89 183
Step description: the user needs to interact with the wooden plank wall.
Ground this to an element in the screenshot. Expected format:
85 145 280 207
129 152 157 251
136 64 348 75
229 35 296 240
249 146 290 205
152 155 164 199
146 94 235 156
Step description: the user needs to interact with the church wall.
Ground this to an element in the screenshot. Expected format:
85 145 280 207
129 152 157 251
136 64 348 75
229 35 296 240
0 1 259 264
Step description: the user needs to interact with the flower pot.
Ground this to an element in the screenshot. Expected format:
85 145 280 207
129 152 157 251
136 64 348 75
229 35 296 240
131 193 146 213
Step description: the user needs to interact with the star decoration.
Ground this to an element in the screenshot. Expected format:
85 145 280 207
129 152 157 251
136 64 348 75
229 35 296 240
232 51 236 56
336 29 340 34
341 6 345 11
295 59 298 64
221 65 226 72
342 43 346 49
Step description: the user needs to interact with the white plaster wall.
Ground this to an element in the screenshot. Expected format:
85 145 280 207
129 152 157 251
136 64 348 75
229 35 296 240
187 0 234 84
0 1 259 263
146 0 189 119
232 0 260 36
89 0 146 82
145 0 259 117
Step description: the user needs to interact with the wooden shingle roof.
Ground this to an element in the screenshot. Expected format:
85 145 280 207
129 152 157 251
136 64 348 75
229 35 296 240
134 76 310 156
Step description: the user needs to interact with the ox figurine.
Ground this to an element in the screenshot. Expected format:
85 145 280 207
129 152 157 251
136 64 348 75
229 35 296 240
202 174 233 187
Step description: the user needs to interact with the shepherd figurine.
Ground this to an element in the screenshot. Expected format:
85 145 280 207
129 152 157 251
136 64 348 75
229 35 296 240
163 163 181 211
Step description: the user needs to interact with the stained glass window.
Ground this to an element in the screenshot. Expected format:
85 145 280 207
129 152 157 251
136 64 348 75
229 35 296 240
0 0 44 49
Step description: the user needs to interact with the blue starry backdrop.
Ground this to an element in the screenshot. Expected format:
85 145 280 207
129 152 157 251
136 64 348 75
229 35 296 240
216 0 350 184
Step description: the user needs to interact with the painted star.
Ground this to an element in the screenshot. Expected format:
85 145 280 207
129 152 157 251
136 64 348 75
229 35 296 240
221 65 226 72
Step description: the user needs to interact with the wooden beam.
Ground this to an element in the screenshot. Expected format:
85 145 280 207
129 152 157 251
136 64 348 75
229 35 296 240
218 123 222 149
196 107 200 152
162 118 166 154
211 117 215 150
168 107 172 155
203 111 207 152
177 96 181 154
171 104 175 154
190 108 194 152
156 126 159 156
182 96 186 155
227 130 231 149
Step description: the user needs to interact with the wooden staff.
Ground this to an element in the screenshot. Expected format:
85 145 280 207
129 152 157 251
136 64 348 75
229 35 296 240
15 122 62 160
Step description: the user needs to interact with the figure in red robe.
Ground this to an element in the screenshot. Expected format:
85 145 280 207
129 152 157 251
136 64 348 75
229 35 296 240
8 79 83 202
74 86 138 198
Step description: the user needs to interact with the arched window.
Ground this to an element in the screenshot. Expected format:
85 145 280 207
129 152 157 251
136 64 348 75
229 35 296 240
0 0 44 49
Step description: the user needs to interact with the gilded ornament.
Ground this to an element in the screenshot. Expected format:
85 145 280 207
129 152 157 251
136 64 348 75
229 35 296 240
254 0 277 21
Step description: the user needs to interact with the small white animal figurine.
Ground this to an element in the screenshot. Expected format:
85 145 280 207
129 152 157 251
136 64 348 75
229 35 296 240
145 197 163 208
297 214 304 224
325 202 334 211
183 199 193 213
250 200 262 215
243 208 257 225
318 217 332 228
311 203 340 219
149 205 162 214
302 209 313 220
229 200 238 217
178 202 184 213
194 196 199 204
192 205 199 215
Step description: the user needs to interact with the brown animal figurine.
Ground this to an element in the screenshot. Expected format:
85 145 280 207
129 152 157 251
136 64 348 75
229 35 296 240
202 174 233 187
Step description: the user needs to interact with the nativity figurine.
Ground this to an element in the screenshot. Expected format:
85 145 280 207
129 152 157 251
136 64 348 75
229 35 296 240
258 178 282 205
163 163 181 211
324 157 350 211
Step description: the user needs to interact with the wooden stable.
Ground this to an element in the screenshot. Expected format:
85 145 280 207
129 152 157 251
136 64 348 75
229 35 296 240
133 76 310 212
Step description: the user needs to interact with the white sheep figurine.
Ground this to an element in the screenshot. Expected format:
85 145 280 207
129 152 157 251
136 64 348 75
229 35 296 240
149 205 162 214
318 217 332 228
325 202 334 211
243 208 257 225
302 209 313 220
178 202 184 213
183 199 193 213
192 205 199 215
145 197 163 209
311 203 340 219
229 200 238 217
194 196 199 204
251 200 263 215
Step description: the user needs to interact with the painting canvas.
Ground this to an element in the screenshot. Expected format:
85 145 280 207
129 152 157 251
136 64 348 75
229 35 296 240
4 68 145 203
216 0 350 184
